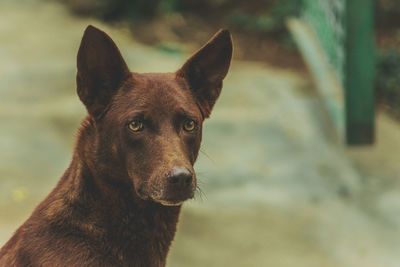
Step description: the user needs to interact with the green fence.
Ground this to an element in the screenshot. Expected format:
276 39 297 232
303 0 346 83
288 0 375 145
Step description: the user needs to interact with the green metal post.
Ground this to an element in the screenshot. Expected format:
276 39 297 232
345 0 375 145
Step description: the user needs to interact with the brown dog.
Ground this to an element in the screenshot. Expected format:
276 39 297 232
0 26 232 266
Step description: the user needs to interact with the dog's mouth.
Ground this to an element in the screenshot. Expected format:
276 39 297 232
157 199 185 206
134 171 197 206
150 190 195 206
136 184 195 206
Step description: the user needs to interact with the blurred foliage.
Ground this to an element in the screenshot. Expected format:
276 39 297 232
62 0 400 31
61 0 300 35
62 0 161 20
376 49 400 113
374 0 400 115
228 0 300 35
377 0 400 28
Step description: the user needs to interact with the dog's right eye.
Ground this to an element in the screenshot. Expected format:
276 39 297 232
183 119 197 132
128 121 144 132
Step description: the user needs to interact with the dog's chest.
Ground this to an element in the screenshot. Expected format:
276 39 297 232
104 208 179 266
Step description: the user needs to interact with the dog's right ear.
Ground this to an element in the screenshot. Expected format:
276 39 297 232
77 25 130 119
177 29 232 118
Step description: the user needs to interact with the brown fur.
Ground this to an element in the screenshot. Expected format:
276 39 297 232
0 25 232 267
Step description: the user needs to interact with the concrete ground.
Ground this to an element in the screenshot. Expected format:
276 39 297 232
1 1 400 266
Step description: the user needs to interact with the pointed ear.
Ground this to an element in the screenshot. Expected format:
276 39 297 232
177 29 233 118
76 25 130 119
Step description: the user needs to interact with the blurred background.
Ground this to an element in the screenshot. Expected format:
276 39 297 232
1 0 400 266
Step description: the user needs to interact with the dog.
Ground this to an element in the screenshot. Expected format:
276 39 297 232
0 25 232 266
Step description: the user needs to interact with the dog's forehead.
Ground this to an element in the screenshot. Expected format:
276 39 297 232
116 72 200 116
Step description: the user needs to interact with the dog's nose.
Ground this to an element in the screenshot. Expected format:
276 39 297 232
168 167 193 187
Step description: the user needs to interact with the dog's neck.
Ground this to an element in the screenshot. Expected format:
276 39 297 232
41 117 181 265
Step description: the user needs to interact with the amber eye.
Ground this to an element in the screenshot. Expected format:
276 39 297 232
128 120 144 132
183 119 196 132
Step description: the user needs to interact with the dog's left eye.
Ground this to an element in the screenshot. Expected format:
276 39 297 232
183 119 197 132
128 120 144 132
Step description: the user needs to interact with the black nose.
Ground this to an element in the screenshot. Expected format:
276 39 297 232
168 167 193 187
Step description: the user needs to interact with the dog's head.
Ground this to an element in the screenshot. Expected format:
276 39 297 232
76 26 232 206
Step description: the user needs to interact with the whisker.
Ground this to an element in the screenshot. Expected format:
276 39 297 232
195 175 209 187
200 148 214 163
196 180 206 186
194 184 207 202
196 171 209 175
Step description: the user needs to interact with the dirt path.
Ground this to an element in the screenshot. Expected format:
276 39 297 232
0 1 399 266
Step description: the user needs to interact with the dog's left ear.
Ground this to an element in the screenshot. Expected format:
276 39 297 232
177 29 233 118
77 25 130 119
